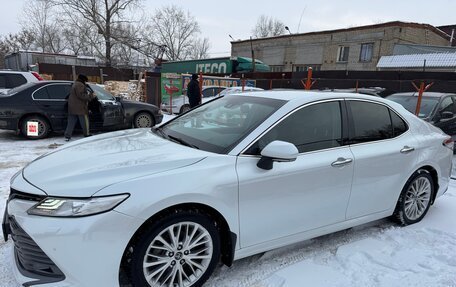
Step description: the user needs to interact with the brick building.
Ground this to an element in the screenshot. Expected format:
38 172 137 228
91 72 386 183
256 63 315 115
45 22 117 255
231 21 451 72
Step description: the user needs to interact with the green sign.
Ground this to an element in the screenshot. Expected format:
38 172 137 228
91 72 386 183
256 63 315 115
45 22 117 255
161 73 182 101
162 57 233 74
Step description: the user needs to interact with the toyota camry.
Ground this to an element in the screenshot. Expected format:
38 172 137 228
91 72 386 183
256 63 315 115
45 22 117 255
3 91 453 287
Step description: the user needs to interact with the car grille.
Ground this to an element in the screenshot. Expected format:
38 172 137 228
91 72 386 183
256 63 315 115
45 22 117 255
9 216 65 281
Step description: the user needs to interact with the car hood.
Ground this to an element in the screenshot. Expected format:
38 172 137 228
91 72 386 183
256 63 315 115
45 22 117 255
22 129 210 197
122 99 158 109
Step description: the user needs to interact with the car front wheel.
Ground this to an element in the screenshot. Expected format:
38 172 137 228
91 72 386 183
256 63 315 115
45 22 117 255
134 112 155 128
129 211 220 287
394 170 434 225
21 115 50 139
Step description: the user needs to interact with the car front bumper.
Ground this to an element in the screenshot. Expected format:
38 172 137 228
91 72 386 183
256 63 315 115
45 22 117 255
5 193 144 287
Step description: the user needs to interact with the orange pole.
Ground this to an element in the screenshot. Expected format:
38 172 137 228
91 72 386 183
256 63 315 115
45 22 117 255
415 82 425 116
305 67 313 90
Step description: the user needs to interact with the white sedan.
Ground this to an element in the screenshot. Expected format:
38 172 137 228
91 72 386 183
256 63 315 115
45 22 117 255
3 91 453 287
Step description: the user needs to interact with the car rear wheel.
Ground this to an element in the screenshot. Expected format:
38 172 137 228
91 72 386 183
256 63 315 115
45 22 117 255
21 115 50 140
180 104 191 114
393 170 434 225
134 112 155 128
129 211 220 287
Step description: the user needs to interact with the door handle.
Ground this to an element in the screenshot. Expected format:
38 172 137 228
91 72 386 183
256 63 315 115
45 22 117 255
331 157 353 167
400 146 415 154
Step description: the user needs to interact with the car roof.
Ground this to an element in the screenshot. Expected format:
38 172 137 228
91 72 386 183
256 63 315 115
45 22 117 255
388 92 455 98
236 90 393 104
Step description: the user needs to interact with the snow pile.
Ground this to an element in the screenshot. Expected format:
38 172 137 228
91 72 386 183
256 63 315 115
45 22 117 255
0 126 455 287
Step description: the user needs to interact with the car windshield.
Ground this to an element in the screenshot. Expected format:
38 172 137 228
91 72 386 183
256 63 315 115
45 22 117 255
158 95 286 154
89 84 115 101
387 95 439 118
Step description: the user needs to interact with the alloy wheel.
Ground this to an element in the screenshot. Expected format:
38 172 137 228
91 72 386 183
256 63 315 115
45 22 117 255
142 222 213 287
403 176 431 221
135 113 153 128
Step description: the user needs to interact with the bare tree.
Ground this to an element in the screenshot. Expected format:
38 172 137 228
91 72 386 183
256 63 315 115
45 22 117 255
148 5 205 61
21 0 63 53
0 30 36 68
252 15 286 38
55 0 143 66
190 37 211 60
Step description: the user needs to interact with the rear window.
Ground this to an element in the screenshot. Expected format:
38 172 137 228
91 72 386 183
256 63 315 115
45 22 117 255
387 95 439 118
6 82 36 95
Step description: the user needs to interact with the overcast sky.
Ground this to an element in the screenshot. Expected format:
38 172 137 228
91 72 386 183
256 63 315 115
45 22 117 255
2 0 456 57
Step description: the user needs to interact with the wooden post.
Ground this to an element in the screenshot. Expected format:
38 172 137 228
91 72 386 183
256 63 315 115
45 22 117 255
269 79 273 90
355 80 359 93
242 74 245 92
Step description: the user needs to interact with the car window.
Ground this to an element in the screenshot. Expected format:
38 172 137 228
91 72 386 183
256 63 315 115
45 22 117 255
7 74 27 88
390 110 408 137
202 88 214 98
245 101 342 155
349 101 392 143
46 85 71 100
89 84 115 101
161 96 285 154
439 97 455 114
33 87 50 100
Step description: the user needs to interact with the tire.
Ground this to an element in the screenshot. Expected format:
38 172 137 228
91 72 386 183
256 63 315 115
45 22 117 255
393 169 434 225
129 211 221 287
180 104 191 114
134 112 155 128
21 115 50 140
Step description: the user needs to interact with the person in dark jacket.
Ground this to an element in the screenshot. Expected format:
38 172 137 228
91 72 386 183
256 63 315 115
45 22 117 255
187 74 201 108
64 74 95 141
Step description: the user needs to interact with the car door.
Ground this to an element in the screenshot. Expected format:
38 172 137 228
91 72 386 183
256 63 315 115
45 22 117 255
88 85 124 128
432 96 456 136
32 84 71 131
236 100 354 248
345 100 416 219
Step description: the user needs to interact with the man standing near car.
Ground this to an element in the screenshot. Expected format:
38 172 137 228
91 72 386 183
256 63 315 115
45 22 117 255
64 74 95 141
187 74 201 108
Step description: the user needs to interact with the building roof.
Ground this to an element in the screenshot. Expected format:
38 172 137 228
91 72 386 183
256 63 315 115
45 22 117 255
377 53 456 69
393 44 456 55
232 21 450 44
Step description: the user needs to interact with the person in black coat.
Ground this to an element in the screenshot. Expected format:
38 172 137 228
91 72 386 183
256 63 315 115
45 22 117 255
187 74 201 108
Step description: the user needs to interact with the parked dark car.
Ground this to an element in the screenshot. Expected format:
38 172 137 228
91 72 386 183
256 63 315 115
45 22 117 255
0 81 163 139
387 92 456 137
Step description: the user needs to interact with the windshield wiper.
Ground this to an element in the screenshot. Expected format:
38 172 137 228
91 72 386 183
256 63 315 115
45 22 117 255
168 135 200 149
152 127 169 139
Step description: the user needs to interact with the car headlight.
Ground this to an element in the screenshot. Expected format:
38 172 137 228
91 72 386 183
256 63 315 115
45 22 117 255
27 194 129 217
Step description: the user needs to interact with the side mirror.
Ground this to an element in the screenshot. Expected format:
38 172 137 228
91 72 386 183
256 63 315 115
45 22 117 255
257 140 299 170
115 96 122 102
441 111 454 120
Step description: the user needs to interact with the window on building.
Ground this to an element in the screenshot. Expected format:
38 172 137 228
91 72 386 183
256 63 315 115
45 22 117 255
337 46 350 62
294 65 322 72
359 43 374 62
270 65 285 72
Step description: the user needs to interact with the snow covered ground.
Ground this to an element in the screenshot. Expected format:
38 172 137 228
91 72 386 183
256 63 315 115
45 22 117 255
1 120 455 286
